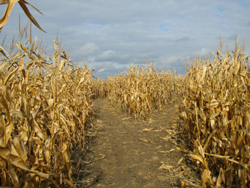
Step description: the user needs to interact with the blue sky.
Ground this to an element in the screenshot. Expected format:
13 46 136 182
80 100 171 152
0 0 249 78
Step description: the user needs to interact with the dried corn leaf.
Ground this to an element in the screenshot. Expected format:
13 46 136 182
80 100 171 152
9 167 19 188
159 162 173 170
0 0 18 30
201 169 212 188
143 128 155 132
175 147 189 153
177 157 184 165
0 147 50 179
12 133 28 162
139 138 153 143
18 0 45 32
190 154 204 165
159 148 175 153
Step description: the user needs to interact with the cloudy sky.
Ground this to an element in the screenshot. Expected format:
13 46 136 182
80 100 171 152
0 0 249 78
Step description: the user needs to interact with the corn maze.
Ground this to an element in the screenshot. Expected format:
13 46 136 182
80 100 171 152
93 43 250 187
1 1 250 187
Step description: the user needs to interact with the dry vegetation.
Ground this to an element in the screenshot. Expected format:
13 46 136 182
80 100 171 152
0 0 45 32
0 26 93 187
1 29 250 187
100 65 184 119
93 39 250 187
91 78 107 99
177 40 250 187
1 2 250 187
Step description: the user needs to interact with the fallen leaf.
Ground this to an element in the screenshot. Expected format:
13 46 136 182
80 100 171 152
139 138 153 143
143 128 155 132
159 162 173 170
177 157 184 165
159 149 175 153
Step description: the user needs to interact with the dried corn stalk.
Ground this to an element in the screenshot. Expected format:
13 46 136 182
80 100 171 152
0 32 93 187
92 78 107 99
178 40 250 187
94 64 184 119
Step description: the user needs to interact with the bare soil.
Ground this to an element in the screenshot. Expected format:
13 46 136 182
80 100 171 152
69 98 200 188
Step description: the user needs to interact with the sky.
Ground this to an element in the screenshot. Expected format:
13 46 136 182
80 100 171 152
0 0 249 79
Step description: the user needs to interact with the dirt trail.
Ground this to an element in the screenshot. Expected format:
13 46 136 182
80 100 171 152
70 98 199 188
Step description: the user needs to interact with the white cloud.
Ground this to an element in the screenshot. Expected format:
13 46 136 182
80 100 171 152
74 42 99 56
166 56 184 64
0 0 249 78
96 50 116 61
196 48 211 57
98 68 105 72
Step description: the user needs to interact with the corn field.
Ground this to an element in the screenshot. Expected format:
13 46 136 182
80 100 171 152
91 78 107 99
0 30 93 187
93 40 250 187
100 65 184 119
1 2 250 186
178 41 250 187
2 32 250 187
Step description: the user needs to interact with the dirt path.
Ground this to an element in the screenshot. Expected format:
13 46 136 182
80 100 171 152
70 98 199 188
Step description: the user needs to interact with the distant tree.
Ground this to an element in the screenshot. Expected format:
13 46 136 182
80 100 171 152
0 0 45 32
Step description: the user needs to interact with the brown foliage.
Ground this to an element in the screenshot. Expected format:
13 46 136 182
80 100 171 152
0 33 93 187
0 0 45 32
178 40 250 187
94 64 184 119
